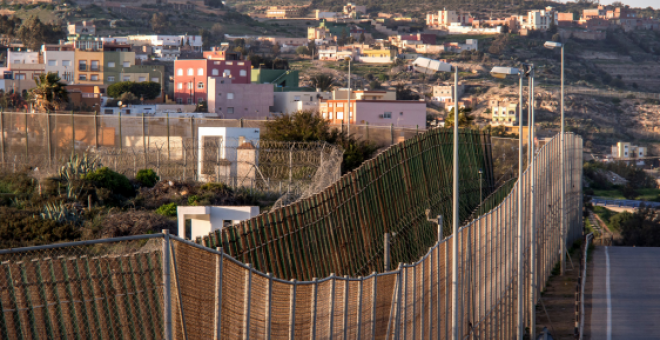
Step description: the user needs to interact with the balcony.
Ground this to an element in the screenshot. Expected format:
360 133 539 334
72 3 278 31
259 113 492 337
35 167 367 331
79 65 87 71
90 66 100 72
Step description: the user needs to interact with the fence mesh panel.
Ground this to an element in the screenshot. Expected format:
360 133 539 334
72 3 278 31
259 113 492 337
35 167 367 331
0 132 582 340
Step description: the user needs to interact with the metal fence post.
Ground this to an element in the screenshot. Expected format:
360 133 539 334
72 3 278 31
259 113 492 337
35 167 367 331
371 273 377 340
356 276 363 339
0 108 4 166
71 109 75 152
329 275 336 340
244 263 252 340
119 110 123 152
215 247 223 340
390 123 394 145
46 109 52 164
167 112 170 161
162 229 172 340
94 110 99 149
366 121 369 142
384 233 391 271
142 113 147 170
289 279 297 340
343 275 349 340
266 273 273 340
310 278 318 340
25 111 28 162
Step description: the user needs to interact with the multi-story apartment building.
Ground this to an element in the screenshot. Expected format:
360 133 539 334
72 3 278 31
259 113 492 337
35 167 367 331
43 44 75 84
518 8 558 31
319 89 426 127
431 84 465 104
174 59 251 104
489 99 519 127
426 10 473 28
207 77 274 119
611 142 647 159
6 49 43 93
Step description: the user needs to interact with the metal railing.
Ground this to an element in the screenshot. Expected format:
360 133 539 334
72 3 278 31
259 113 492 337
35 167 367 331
0 132 583 339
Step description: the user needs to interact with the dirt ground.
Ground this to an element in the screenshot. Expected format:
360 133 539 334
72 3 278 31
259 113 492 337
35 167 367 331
535 244 581 340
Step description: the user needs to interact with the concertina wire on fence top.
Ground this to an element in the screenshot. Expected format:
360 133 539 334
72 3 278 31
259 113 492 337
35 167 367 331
0 132 583 340
196 127 497 280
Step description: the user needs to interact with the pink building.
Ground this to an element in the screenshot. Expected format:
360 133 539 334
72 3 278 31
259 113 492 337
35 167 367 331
207 77 274 119
320 99 426 128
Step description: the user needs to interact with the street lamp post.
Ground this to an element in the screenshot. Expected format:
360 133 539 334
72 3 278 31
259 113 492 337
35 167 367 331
544 41 566 275
490 66 525 340
478 168 483 203
524 63 536 340
344 57 352 137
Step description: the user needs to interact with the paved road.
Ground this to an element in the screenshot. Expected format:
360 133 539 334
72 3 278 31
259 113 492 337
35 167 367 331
592 198 660 209
585 247 660 339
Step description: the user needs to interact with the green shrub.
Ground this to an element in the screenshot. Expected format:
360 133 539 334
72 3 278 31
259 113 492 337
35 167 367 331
187 195 199 206
85 167 134 197
136 169 159 187
200 182 233 194
156 202 178 217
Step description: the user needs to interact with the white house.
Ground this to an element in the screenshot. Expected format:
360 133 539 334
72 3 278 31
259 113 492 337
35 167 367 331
272 91 332 114
177 205 260 240
42 45 75 83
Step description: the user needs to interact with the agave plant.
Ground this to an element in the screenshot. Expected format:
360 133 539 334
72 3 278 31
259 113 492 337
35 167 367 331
40 201 81 225
59 153 102 182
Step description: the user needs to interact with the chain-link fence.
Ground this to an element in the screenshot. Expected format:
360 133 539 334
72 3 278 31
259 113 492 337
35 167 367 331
0 111 347 197
0 132 582 340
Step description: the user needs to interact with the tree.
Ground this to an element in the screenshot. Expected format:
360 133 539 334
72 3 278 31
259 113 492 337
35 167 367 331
338 27 348 46
119 92 140 105
271 44 281 57
369 80 381 89
17 16 63 50
358 32 365 43
30 72 68 111
206 0 223 8
307 40 316 58
262 111 377 173
310 74 335 91
395 84 420 100
107 81 161 100
551 33 561 42
445 107 475 127
150 13 168 34
295 46 310 57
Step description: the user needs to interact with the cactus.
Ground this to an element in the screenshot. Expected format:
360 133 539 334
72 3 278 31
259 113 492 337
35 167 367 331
59 153 102 182
40 201 81 225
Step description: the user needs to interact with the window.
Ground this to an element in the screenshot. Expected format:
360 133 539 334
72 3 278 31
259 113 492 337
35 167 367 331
212 69 219 76
239 70 247 77
238 62 244 66
48 60 56 66
123 76 131 81
91 74 99 81
337 111 344 120
337 102 344 107
399 112 403 116
151 77 159 82
178 83 183 89
226 61 233 65
90 60 99 71
197 82 204 89
227 107 234 114
79 74 87 81
187 98 193 104
223 70 231 77
329 112 333 119
108 62 116 68
62 60 70 67
176 98 183 104
197 68 204 76
383 112 392 119
187 68 193 76
294 96 301 101
108 76 115 82
122 61 130 67
139 77 146 82
227 93 234 99
198 98 204 103
177 69 183 76
79 60 87 71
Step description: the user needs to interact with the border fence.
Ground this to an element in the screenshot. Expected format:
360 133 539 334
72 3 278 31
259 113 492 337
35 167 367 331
0 131 583 340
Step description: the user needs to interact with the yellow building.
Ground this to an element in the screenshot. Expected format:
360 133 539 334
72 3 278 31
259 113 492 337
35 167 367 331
359 49 395 64
74 50 104 85
612 142 647 159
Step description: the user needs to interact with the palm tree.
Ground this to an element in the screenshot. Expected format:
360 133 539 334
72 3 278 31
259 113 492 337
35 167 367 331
445 107 475 127
310 73 335 92
31 72 68 112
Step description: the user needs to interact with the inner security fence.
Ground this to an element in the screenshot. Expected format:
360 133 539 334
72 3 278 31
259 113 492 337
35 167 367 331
0 132 583 340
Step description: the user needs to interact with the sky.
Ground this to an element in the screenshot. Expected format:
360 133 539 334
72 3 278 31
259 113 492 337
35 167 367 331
558 0 656 9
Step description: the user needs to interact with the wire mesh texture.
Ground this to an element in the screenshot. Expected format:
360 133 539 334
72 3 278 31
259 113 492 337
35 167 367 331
0 111 346 197
196 127 497 280
0 132 582 340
